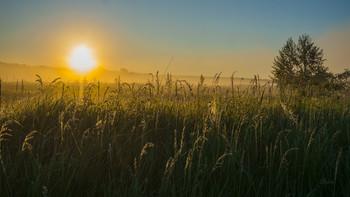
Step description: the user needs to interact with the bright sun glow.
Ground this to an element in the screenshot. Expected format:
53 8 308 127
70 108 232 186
68 45 97 74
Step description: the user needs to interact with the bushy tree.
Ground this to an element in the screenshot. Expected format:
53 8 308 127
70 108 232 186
332 69 350 90
272 34 332 89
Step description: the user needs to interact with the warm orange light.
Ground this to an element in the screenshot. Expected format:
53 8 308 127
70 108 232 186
68 45 97 75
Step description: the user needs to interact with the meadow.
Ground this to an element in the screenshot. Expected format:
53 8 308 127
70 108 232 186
0 74 349 196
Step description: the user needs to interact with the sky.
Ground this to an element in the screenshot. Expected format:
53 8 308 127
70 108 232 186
0 0 349 78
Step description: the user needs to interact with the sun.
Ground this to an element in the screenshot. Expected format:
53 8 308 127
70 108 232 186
68 45 97 75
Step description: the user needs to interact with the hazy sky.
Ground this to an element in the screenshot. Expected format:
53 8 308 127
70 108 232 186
0 0 349 78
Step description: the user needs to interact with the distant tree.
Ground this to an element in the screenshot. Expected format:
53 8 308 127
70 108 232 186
272 34 332 89
272 37 298 88
119 68 129 75
332 69 350 90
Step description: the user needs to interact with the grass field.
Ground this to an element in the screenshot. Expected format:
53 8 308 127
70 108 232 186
0 74 349 196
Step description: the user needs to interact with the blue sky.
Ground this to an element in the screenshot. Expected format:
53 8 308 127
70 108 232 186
0 0 349 77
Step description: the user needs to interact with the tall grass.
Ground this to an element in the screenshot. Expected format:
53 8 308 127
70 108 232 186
0 74 349 196
0 78 2 109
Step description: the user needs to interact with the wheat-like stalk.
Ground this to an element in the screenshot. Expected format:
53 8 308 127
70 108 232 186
211 152 233 173
22 130 38 152
140 142 154 160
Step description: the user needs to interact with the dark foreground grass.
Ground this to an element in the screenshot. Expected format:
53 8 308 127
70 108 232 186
0 76 349 196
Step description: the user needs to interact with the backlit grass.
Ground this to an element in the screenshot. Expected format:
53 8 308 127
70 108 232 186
0 74 349 196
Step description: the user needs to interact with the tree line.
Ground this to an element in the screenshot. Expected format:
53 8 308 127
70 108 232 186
272 34 350 92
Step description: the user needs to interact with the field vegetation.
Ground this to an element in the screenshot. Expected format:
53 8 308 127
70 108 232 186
0 72 349 196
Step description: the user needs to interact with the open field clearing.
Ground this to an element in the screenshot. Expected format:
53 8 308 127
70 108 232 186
0 76 349 196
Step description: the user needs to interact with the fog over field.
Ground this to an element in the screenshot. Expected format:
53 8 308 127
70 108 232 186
0 61 264 86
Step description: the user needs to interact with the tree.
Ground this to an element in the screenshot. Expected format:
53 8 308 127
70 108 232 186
332 69 350 90
272 37 298 87
272 34 331 89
